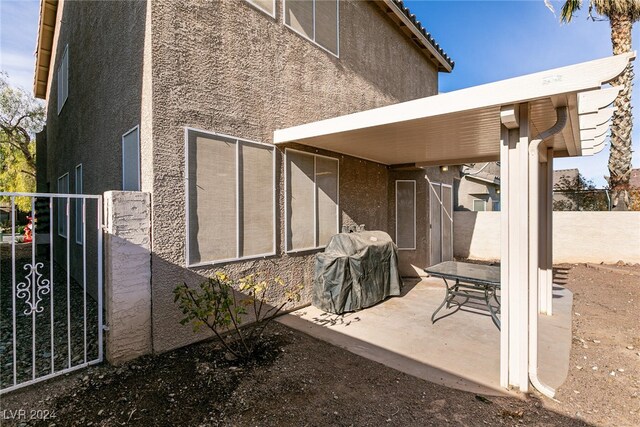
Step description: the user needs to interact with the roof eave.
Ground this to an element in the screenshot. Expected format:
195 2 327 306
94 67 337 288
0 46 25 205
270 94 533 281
33 0 58 99
377 0 454 72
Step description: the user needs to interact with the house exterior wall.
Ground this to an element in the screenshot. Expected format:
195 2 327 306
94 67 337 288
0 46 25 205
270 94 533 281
456 178 500 211
39 0 147 296
36 0 444 354
42 0 146 197
388 167 460 276
148 0 440 352
456 163 501 212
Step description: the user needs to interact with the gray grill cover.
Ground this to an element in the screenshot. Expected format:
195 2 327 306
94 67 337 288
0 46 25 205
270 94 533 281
313 231 402 314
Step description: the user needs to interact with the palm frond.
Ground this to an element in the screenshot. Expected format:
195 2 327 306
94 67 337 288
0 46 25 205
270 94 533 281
560 0 583 23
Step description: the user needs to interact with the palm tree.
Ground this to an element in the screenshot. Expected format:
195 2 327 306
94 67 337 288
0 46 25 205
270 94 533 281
557 0 640 210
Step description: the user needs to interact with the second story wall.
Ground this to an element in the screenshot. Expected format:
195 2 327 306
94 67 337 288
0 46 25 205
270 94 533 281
150 0 438 147
44 0 146 196
148 0 443 352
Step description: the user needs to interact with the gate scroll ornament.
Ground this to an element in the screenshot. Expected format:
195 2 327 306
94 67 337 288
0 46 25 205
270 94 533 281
16 262 51 315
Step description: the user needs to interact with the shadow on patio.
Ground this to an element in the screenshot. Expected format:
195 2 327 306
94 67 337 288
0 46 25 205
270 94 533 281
277 276 572 397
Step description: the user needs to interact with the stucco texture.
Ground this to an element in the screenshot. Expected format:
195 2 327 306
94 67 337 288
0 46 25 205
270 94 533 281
453 211 640 264
41 0 146 296
104 191 152 365
148 0 440 352
386 166 459 277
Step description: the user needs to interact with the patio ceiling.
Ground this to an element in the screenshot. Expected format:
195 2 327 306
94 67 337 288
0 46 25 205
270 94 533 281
274 53 635 167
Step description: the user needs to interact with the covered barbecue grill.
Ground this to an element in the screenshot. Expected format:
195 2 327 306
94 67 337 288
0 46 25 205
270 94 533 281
313 230 402 314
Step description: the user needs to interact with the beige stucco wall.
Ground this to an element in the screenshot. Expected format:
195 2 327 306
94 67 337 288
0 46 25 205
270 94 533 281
104 191 152 365
39 0 445 355
453 212 501 261
148 0 440 352
388 167 460 276
454 211 640 264
456 177 500 212
41 0 147 295
43 0 145 195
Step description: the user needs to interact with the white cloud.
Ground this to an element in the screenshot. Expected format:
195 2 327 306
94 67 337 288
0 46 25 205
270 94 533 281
1 50 36 90
0 0 40 92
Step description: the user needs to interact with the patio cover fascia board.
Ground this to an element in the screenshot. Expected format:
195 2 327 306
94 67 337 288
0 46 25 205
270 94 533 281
274 52 635 166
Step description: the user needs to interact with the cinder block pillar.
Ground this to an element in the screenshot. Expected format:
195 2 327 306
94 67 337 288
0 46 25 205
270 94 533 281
104 191 152 364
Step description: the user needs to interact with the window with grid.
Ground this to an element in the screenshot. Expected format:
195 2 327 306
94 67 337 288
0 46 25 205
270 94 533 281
57 173 69 237
122 126 140 191
75 164 83 244
57 45 69 114
284 0 339 56
186 129 276 266
396 180 416 250
245 0 275 17
285 149 339 252
473 199 486 212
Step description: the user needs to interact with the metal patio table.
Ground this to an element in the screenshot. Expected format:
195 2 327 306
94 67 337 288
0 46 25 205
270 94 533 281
424 261 501 329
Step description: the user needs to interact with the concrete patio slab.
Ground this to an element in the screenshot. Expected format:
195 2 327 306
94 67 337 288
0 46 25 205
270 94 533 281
278 277 572 396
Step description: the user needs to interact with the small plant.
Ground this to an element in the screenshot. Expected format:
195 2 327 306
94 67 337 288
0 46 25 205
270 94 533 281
174 272 303 360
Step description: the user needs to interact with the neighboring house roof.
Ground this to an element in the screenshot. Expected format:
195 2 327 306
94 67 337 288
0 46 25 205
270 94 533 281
466 172 500 185
553 168 579 190
376 0 454 72
461 162 500 185
33 0 453 98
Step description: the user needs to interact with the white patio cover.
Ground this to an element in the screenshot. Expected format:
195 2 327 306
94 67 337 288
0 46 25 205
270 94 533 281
274 52 636 395
275 52 635 166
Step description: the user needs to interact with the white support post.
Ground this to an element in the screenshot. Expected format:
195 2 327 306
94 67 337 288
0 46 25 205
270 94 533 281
499 125 510 389
544 148 554 315
500 103 531 392
538 148 548 315
536 146 554 316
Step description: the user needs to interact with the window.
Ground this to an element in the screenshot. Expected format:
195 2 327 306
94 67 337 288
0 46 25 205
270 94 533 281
57 45 69 114
284 0 339 56
186 128 276 266
285 149 339 252
473 199 486 212
75 164 83 244
246 0 275 17
57 173 69 237
492 200 500 211
122 126 140 191
395 180 416 250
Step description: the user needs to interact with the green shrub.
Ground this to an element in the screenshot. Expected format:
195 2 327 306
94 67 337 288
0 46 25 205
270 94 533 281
174 272 302 360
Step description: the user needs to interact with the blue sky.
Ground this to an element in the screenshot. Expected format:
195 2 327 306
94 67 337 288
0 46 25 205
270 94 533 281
407 0 640 186
1 0 639 187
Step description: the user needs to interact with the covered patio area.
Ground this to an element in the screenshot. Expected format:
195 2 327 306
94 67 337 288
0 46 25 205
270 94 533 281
279 275 572 396
274 52 635 395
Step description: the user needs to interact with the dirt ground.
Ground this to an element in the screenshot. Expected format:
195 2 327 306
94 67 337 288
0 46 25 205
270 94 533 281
1 264 638 426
